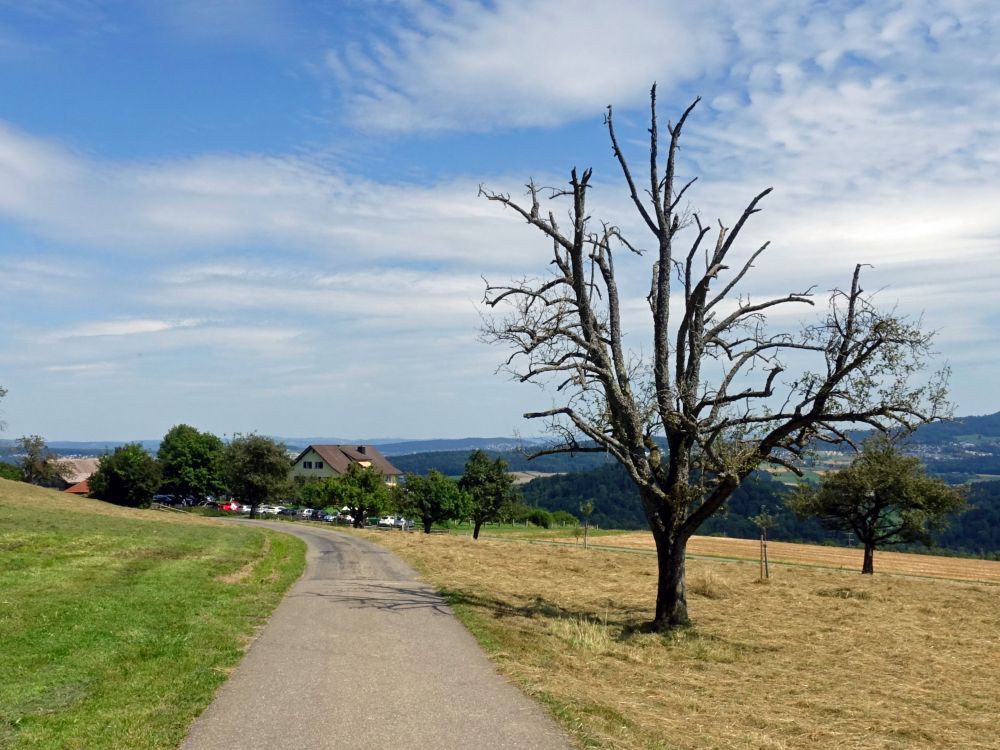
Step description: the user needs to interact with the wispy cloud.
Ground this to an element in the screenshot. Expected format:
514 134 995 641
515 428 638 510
325 0 724 133
0 122 536 269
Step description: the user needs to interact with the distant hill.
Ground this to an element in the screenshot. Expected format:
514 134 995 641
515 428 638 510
911 411 1000 444
390 448 614 476
518 463 830 539
0 435 547 458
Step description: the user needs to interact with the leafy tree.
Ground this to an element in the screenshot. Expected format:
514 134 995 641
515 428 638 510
788 436 966 573
222 434 290 519
481 87 948 630
295 478 330 510
0 462 20 481
89 443 162 507
157 424 225 502
401 470 470 533
459 449 517 539
17 435 71 487
324 462 391 528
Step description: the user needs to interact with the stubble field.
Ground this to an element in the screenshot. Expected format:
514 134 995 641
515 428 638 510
365 529 1000 750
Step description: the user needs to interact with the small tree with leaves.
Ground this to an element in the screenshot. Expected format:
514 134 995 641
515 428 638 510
326 462 391 528
459 449 517 539
579 500 595 548
157 424 225 503
401 470 470 534
223 434 290 519
789 435 965 574
17 435 71 487
89 443 162 507
481 86 949 630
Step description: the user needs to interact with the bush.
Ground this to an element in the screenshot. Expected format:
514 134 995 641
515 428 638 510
89 444 162 507
525 508 553 528
550 510 579 526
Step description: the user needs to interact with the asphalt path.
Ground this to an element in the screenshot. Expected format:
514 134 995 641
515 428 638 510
180 521 573 750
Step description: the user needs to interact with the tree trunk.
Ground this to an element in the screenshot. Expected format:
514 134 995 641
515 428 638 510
650 525 690 630
423 518 433 534
472 520 483 539
862 542 875 574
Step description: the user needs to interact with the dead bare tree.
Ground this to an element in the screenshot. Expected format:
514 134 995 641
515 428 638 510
480 86 949 631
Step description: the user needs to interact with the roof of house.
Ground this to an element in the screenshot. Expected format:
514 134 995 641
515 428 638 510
61 458 100 484
63 479 90 495
292 444 402 477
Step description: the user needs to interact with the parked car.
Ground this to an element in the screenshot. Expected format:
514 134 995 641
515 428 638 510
377 516 397 528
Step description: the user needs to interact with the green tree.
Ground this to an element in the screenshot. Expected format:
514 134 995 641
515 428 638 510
0 462 20 481
481 87 948 630
323 463 390 528
157 424 225 503
89 443 162 507
222 434 290 519
17 435 71 487
401 470 470 534
788 436 966 574
459 450 517 539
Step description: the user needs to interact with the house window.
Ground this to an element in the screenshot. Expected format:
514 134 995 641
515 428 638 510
316 461 324 468
303 461 313 469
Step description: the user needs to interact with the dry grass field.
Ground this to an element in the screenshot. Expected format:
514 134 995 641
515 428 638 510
579 534 1000 584
365 530 1000 750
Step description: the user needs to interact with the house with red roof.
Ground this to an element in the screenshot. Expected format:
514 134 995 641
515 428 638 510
289 445 403 486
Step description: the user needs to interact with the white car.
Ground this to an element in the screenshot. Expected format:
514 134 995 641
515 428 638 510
377 515 397 528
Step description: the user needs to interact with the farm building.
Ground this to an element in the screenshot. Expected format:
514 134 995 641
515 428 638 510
289 444 402 485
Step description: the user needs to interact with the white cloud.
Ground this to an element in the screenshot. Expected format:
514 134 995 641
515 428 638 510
47 318 199 340
327 0 725 132
0 122 543 272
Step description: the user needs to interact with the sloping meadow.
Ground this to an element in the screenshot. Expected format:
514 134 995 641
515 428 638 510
367 531 1000 750
0 479 304 750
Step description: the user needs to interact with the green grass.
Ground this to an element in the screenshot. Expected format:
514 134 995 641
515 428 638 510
0 480 305 750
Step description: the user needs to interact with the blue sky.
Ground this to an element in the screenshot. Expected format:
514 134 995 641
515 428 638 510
1 0 998 441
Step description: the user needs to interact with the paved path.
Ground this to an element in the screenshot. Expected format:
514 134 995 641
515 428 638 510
181 522 573 750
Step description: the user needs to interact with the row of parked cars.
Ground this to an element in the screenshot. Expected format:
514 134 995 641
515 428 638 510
208 500 415 529
151 495 416 529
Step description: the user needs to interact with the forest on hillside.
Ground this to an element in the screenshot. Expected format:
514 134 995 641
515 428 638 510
518 463 1000 557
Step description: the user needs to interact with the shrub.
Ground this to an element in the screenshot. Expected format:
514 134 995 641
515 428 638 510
526 508 553 528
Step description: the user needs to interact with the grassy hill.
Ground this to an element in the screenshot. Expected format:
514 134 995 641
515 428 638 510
0 480 304 750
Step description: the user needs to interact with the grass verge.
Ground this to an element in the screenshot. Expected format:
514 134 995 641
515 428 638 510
0 479 305 750
363 530 1000 750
